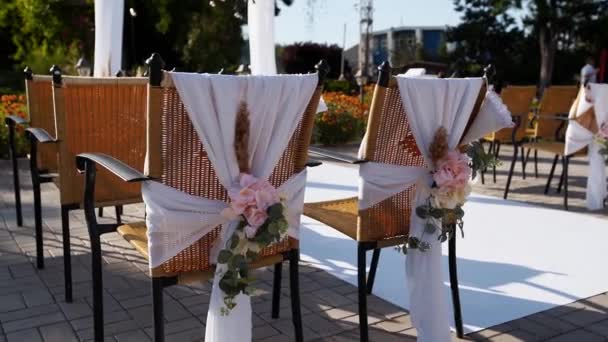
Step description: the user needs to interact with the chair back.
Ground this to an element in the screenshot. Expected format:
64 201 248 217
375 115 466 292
25 73 57 171
51 72 148 206
535 86 578 140
145 63 324 276
357 65 485 242
491 86 536 142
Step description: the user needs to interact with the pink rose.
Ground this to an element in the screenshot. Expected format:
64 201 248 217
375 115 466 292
599 122 608 139
255 187 280 210
244 208 268 228
228 187 256 215
244 225 259 239
433 151 471 192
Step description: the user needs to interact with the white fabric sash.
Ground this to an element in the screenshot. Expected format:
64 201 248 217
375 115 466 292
142 72 317 342
565 84 608 210
357 77 512 342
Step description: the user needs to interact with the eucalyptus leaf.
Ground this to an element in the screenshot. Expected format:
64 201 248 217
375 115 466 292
218 250 233 264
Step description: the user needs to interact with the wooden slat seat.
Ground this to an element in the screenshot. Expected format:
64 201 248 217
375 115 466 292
117 222 286 280
304 197 359 240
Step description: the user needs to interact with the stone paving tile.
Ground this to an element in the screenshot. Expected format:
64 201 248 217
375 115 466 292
2 154 608 341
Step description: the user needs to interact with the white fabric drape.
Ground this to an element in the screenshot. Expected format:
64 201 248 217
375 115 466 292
356 77 512 341
248 0 277 75
142 73 317 342
565 84 608 210
94 0 124 77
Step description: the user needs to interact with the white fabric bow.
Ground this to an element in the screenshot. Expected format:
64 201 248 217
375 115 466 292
357 77 513 342
565 84 608 210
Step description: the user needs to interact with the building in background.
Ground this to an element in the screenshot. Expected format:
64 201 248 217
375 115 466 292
347 25 448 75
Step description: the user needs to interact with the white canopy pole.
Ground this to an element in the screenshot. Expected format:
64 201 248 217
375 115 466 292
94 0 124 77
248 0 277 75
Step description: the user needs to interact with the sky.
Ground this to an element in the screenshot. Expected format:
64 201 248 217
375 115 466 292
274 0 462 48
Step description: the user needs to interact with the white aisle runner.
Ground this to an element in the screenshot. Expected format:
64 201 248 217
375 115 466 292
301 162 608 333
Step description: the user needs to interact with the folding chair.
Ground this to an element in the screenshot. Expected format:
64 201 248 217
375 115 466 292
503 86 581 209
75 54 328 342
304 62 488 341
481 85 536 183
25 69 148 302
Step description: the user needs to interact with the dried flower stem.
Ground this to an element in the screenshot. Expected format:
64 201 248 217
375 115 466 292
235 101 250 173
429 126 449 165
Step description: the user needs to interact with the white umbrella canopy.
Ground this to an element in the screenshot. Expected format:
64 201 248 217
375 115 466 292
94 0 124 77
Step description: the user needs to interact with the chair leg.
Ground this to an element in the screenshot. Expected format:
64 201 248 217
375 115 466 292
520 146 527 180
557 170 564 194
449 233 464 338
91 231 104 342
61 206 73 303
288 250 303 342
367 249 380 294
493 141 501 183
152 278 165 342
357 243 369 342
563 156 569 210
544 155 559 194
503 144 519 199
115 205 123 225
98 207 104 217
534 150 539 178
7 122 23 227
28 140 44 269
271 262 282 319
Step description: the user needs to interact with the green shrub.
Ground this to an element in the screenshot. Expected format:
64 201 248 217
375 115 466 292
0 94 29 159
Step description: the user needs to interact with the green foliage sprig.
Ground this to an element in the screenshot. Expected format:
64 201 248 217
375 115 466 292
217 202 289 315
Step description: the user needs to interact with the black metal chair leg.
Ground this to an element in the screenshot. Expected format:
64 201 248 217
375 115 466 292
503 144 519 199
7 122 23 226
534 150 538 178
544 155 559 194
449 233 464 338
152 278 165 342
367 249 380 294
115 205 123 225
563 156 569 210
61 206 73 303
520 146 527 179
493 141 501 183
98 207 104 217
288 250 303 342
357 243 369 342
91 231 104 342
272 262 282 319
28 138 44 269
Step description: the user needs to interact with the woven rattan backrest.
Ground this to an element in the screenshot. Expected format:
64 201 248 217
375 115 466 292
52 76 148 206
147 72 322 276
492 86 536 142
536 86 577 140
26 76 57 171
357 77 485 242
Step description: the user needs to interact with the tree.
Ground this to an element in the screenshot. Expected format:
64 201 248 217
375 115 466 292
450 0 608 89
280 42 346 79
521 0 608 91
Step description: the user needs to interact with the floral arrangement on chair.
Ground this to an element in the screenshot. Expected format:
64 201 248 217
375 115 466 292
405 127 493 252
216 103 290 314
594 123 608 164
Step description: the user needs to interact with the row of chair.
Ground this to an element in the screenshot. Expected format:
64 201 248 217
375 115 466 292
6 55 475 342
481 84 580 209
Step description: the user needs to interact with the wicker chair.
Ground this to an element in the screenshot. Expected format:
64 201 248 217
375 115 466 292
481 85 536 183
304 62 487 341
4 69 55 229
503 85 581 209
24 68 148 303
75 54 328 342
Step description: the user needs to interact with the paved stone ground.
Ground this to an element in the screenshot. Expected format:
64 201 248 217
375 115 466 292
1 144 608 342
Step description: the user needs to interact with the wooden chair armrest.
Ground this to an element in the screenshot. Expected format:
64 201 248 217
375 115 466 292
25 127 56 144
76 153 150 183
309 147 367 164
